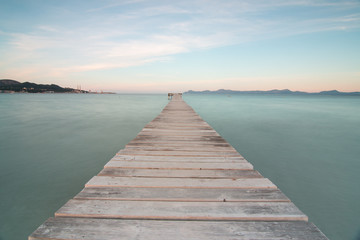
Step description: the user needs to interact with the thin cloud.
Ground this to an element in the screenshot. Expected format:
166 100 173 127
1 0 360 80
86 0 146 12
37 25 60 33
9 33 61 51
51 57 168 74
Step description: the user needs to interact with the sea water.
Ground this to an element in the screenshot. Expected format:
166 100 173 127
0 93 359 240
184 94 360 240
0 93 168 240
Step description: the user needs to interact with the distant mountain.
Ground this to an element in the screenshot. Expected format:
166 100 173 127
185 89 360 96
0 79 21 86
0 79 86 93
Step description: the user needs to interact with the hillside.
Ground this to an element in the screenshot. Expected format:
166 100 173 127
0 79 21 86
0 79 85 93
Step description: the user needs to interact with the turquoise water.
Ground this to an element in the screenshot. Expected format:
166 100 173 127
0 94 168 240
184 94 360 240
0 93 359 240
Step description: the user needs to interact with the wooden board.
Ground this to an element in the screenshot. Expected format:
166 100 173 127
144 125 213 130
131 135 229 142
111 159 246 164
29 218 328 240
129 139 230 144
142 128 217 132
98 168 262 179
85 176 276 189
105 160 253 170
55 199 308 221
124 146 237 152
127 140 235 146
146 122 210 127
137 132 220 137
126 142 233 147
152 118 204 122
111 159 247 164
111 155 246 163
75 187 290 202
117 150 242 157
113 155 244 160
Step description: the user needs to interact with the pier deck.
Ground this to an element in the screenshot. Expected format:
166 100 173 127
29 93 328 239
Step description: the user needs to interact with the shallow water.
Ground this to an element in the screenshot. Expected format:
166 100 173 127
0 93 167 240
0 93 359 240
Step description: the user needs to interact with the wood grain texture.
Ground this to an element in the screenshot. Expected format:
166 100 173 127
29 218 328 240
131 135 229 142
75 187 290 202
124 146 237 152
112 155 245 162
55 199 308 221
105 160 253 170
85 176 276 189
117 149 241 157
126 142 233 147
98 168 262 178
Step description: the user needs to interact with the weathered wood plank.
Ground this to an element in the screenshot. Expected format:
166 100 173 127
158 111 198 113
140 130 216 134
151 120 205 123
55 199 308 221
85 176 276 189
113 155 244 159
117 149 241 156
138 132 220 137
126 142 233 147
151 119 206 123
105 160 253 170
153 114 202 117
75 187 290 202
125 145 235 149
144 125 213 130
98 168 261 178
126 141 233 146
153 117 204 121
112 155 246 163
146 122 210 127
131 135 229 142
124 146 237 152
111 159 248 164
140 132 213 135
29 218 328 240
129 140 231 145
157 115 200 117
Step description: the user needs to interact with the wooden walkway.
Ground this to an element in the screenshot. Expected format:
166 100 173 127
29 93 328 239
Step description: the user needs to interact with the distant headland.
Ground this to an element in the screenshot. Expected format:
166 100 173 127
0 79 114 94
185 89 360 96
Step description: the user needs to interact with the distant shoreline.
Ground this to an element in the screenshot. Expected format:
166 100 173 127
0 91 116 94
0 79 115 94
185 89 360 96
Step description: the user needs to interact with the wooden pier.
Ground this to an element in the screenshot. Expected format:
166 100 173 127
29 93 328 239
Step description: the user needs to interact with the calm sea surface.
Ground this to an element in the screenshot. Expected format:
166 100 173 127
0 93 359 240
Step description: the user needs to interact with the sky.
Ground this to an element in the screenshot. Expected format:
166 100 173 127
0 0 359 93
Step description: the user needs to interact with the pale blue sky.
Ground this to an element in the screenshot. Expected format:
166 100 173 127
0 0 359 92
